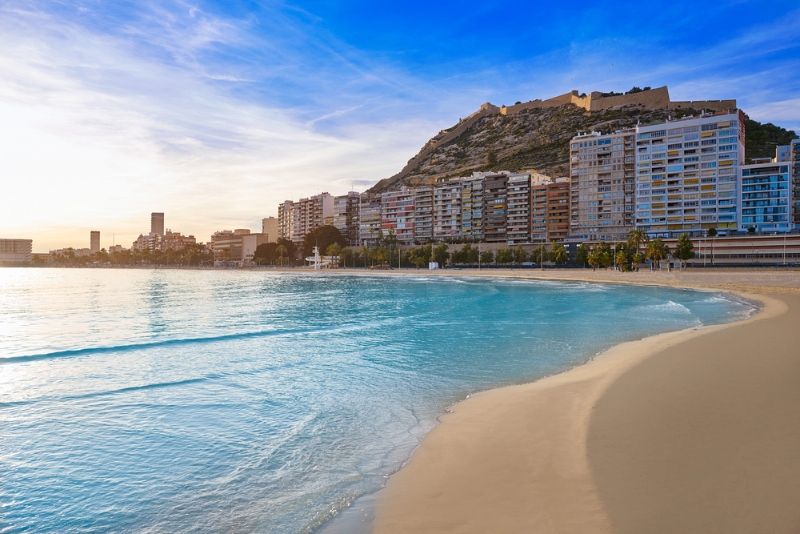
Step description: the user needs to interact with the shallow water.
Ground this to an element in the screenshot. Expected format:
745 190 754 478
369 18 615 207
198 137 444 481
0 268 754 532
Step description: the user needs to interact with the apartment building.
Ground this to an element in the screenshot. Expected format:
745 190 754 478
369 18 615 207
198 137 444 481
738 161 792 233
413 187 434 242
261 217 279 243
791 139 800 229
531 176 570 242
209 229 251 261
90 231 100 253
483 173 509 242
0 238 33 264
358 194 383 246
278 200 295 241
460 175 484 241
278 193 334 244
333 192 360 245
569 129 636 241
635 110 744 237
506 173 531 244
381 189 416 243
433 181 462 240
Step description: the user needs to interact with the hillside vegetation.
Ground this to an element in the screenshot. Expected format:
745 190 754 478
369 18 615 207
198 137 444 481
370 104 797 193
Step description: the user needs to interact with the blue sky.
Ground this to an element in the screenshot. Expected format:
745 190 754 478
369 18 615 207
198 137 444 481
1 0 799 250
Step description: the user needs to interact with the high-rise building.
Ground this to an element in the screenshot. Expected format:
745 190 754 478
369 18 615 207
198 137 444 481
278 193 334 244
412 187 434 243
506 173 531 244
531 176 570 242
433 181 462 241
358 194 383 247
791 139 800 230
278 201 294 240
569 129 636 241
90 231 100 253
261 217 279 243
635 110 744 237
738 161 792 233
333 192 360 245
483 173 509 242
0 239 33 264
381 189 416 243
151 212 165 236
461 175 484 241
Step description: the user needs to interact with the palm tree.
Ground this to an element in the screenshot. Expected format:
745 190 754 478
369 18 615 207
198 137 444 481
276 244 287 266
550 242 567 265
626 229 648 255
707 227 717 266
645 239 669 270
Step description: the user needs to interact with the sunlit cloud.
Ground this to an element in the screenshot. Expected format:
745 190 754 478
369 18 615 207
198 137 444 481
1 1 798 251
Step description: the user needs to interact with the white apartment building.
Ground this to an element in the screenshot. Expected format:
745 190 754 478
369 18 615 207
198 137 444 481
635 110 744 237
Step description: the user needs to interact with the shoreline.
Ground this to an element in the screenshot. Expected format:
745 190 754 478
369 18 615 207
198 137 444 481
368 270 800 533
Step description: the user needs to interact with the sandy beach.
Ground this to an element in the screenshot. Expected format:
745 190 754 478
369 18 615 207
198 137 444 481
371 269 800 533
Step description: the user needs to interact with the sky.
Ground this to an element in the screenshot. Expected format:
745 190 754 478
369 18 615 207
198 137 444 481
1 0 799 251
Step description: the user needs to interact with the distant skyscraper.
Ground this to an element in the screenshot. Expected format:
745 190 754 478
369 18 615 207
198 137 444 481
151 212 165 236
90 231 100 253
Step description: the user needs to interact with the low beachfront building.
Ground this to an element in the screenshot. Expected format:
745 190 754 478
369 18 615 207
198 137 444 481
0 238 33 264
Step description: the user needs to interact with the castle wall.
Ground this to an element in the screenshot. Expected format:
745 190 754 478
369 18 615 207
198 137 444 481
669 99 737 112
587 86 671 111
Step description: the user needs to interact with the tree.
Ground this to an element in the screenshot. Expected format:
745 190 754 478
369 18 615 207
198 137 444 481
575 244 589 268
626 229 648 253
673 233 694 268
587 248 601 271
276 244 288 266
646 239 670 270
303 226 345 258
325 242 342 267
432 244 449 267
253 242 278 265
631 251 644 271
495 248 513 264
511 246 528 265
615 250 628 272
706 227 717 266
550 242 567 265
594 242 613 268
480 250 495 265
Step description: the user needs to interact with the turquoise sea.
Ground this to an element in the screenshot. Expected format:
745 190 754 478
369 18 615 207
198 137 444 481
0 268 754 533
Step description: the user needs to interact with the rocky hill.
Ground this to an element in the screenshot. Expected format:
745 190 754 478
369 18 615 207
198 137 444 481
369 87 797 194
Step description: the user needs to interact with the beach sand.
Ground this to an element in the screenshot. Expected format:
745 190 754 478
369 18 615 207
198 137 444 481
371 269 800 533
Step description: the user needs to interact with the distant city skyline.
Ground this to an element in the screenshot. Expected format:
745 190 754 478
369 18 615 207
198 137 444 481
2 0 799 251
